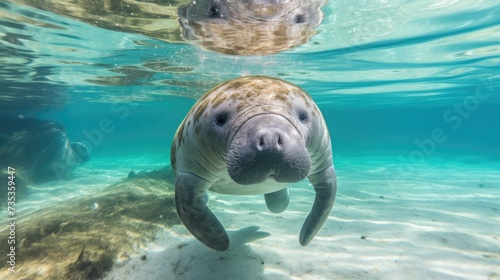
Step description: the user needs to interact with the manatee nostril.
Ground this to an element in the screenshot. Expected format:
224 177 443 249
259 137 265 147
256 131 285 150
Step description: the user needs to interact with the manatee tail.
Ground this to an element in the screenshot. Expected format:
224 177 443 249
175 173 230 251
300 166 336 246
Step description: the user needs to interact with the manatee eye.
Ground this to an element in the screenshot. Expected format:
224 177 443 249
215 112 229 126
294 13 305 24
208 4 221 18
298 111 309 123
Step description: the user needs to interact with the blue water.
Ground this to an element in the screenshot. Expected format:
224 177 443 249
1 0 500 279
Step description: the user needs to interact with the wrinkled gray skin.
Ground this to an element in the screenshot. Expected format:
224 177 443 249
171 76 336 251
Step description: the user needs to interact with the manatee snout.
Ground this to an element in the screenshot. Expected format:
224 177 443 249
227 114 310 185
254 127 285 152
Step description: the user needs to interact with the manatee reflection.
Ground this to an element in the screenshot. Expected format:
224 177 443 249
178 0 325 55
10 0 325 55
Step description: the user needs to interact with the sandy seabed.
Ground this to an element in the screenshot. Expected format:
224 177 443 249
106 155 500 280
1 155 499 280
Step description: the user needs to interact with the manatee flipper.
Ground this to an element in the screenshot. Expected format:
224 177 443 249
299 166 336 246
175 173 229 251
264 188 289 213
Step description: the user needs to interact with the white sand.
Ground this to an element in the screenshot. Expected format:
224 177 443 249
104 156 500 280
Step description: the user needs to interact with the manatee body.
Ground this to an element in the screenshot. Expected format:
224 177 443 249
171 76 336 251
0 117 89 184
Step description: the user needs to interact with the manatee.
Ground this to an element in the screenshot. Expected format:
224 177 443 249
171 76 336 251
0 117 90 184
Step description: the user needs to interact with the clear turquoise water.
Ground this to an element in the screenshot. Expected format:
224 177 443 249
1 0 500 279
2 0 499 158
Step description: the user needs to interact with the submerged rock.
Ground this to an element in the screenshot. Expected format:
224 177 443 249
9 0 188 43
0 166 178 280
